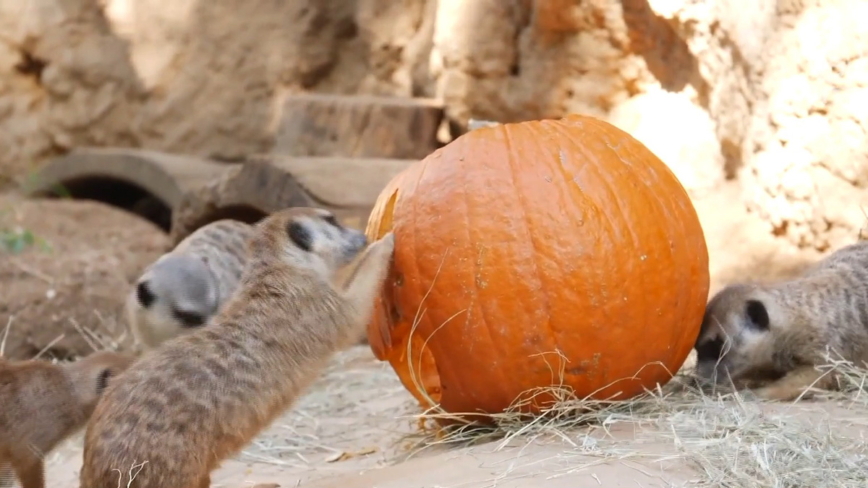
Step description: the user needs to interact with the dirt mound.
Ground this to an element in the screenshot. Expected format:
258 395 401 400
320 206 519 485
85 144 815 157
0 193 167 360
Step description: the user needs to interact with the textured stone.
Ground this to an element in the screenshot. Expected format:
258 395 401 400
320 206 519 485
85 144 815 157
274 94 442 160
3 0 868 253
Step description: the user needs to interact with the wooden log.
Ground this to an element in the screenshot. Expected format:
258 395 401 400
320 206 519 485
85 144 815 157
169 155 415 244
23 147 232 232
169 161 314 246
267 155 415 231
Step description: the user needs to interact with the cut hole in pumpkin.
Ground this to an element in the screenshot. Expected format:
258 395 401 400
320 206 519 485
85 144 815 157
388 314 443 408
376 188 399 238
366 298 392 361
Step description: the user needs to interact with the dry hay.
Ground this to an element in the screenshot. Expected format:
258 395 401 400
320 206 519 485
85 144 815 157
236 346 416 470
374 260 868 486
233 253 868 487
391 350 868 488
216 337 868 488
0 193 168 360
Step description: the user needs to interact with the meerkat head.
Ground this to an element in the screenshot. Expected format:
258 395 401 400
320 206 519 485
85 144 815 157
254 207 368 278
693 284 787 388
62 351 136 416
133 254 220 330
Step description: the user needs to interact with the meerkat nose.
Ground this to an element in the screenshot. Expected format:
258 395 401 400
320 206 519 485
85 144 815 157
351 232 367 249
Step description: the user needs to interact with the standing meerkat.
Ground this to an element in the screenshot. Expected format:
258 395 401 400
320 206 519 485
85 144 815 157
126 219 254 349
694 241 868 401
79 207 395 488
0 351 135 488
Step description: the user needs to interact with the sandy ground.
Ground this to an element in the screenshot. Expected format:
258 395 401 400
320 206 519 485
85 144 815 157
36 345 868 488
5 182 866 488
0 192 168 359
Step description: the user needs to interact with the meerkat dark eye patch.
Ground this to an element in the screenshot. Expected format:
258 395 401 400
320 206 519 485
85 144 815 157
136 281 156 308
173 309 206 328
287 221 312 252
96 369 113 394
745 299 770 330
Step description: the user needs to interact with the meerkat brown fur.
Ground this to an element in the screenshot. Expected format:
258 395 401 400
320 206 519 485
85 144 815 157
127 219 254 349
0 351 135 488
694 240 868 401
79 207 395 488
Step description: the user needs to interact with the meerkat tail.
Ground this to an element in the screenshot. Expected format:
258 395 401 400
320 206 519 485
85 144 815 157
751 365 836 401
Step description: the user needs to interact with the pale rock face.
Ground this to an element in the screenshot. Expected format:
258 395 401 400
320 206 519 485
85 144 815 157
1 0 867 252
738 0 868 250
0 0 144 185
608 89 724 198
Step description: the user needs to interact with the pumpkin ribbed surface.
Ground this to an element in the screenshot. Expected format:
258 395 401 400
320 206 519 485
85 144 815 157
365 114 709 420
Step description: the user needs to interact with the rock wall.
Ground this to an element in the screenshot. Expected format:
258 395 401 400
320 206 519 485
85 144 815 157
742 0 868 251
659 0 868 250
1 0 867 250
0 0 145 185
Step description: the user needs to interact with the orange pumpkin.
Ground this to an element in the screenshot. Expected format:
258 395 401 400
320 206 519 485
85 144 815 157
365 114 709 421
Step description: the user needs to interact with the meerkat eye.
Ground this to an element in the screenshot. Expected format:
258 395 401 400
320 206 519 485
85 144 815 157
96 369 113 394
173 309 205 328
745 300 770 330
323 215 340 227
287 221 312 252
136 281 156 308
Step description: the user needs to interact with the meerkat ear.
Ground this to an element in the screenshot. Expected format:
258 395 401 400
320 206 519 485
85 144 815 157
136 281 155 308
287 221 312 252
745 299 770 330
96 368 114 394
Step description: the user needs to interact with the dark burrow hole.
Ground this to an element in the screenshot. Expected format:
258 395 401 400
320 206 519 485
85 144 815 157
36 176 173 232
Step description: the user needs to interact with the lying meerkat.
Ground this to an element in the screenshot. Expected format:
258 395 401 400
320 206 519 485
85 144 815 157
127 219 254 349
0 351 135 488
694 241 868 401
79 207 395 488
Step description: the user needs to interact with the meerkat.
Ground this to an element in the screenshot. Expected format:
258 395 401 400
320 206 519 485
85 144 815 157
126 218 255 350
694 240 868 401
79 207 396 488
0 351 135 488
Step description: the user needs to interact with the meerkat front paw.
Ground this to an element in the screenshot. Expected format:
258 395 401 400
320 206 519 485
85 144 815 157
372 232 395 256
359 231 395 287
751 384 808 402
339 231 396 327
750 365 831 401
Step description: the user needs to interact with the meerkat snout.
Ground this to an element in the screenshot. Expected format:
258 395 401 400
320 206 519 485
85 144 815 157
128 219 255 350
135 254 219 327
693 285 781 387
